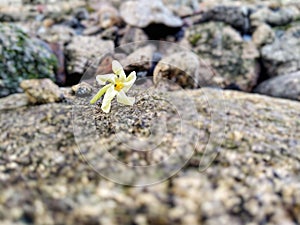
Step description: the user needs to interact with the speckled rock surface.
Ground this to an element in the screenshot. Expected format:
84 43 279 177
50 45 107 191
261 24 300 77
187 22 260 91
64 36 114 77
153 51 216 89
254 71 300 101
0 23 58 97
20 79 63 104
0 87 300 224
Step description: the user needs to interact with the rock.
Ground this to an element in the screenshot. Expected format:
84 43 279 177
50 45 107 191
37 25 75 44
198 6 251 33
254 71 300 101
71 82 93 97
0 94 28 110
187 22 259 91
0 23 58 97
163 0 200 17
20 79 63 104
261 24 300 77
120 0 183 28
121 45 156 72
119 26 149 53
153 51 215 89
100 26 118 41
1 88 300 224
65 36 114 77
252 23 275 47
97 4 121 29
251 6 300 27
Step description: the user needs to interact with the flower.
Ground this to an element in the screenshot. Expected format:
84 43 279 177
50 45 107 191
90 60 137 113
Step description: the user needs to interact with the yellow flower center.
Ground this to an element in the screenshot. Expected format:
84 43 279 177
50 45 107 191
114 79 124 91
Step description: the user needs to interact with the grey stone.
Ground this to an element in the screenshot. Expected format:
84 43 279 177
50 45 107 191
255 71 300 101
120 0 183 28
261 24 300 77
187 22 260 91
65 36 114 76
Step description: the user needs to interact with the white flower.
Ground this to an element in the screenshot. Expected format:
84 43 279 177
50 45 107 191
90 60 137 113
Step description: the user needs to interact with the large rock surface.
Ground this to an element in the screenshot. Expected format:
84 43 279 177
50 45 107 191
0 87 300 224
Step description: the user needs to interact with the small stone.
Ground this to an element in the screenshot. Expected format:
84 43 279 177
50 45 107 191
71 82 93 97
20 79 63 104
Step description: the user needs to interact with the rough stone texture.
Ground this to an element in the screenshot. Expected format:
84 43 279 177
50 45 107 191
65 36 114 76
187 22 259 91
153 51 216 89
0 23 58 97
252 23 275 47
120 0 183 28
254 71 300 101
261 24 300 77
20 79 63 104
0 87 300 224
37 25 75 44
250 6 300 27
197 6 251 33
121 45 156 72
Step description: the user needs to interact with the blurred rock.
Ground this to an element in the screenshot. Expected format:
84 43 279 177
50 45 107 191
252 23 275 47
187 22 259 91
97 4 121 29
154 51 216 89
251 6 300 27
37 25 75 44
0 93 28 110
65 36 114 79
121 45 156 72
20 79 62 104
255 71 300 101
261 24 300 77
198 6 251 33
164 0 200 17
0 23 58 97
120 0 183 28
119 26 149 53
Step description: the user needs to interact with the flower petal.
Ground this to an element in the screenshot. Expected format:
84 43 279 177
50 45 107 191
117 90 135 106
101 85 118 113
112 60 126 82
96 74 116 85
90 84 112 104
122 71 136 92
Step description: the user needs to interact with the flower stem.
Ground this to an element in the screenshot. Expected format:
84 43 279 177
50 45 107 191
90 84 111 104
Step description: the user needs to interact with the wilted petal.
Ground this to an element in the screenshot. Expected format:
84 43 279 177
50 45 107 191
101 85 118 113
112 60 126 82
122 71 136 92
90 84 112 104
117 90 135 106
96 74 116 85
